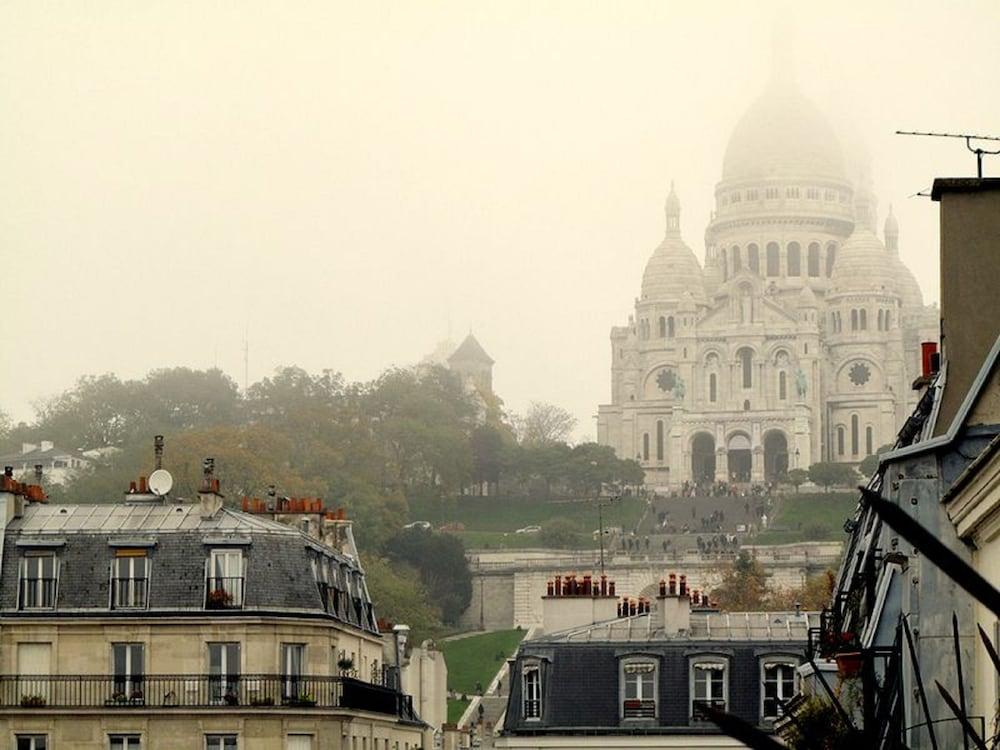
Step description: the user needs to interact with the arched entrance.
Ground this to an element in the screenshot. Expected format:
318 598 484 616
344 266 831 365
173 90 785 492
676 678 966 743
691 433 716 483
763 430 789 482
727 433 752 482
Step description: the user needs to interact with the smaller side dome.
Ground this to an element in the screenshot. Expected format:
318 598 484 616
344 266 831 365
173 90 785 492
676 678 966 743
830 228 897 296
640 184 706 305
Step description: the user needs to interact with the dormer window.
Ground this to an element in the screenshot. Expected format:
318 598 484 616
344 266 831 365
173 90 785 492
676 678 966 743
19 553 58 609
522 664 542 720
762 659 799 720
206 549 243 609
621 658 657 719
690 658 727 720
111 550 149 609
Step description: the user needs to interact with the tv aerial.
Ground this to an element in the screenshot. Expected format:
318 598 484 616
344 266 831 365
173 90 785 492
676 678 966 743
896 130 1000 178
148 469 174 496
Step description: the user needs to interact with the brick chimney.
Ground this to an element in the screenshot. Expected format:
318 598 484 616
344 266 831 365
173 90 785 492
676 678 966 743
656 573 691 636
199 458 224 518
541 574 619 634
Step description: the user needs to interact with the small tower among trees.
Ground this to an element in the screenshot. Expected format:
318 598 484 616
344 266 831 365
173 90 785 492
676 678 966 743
447 333 494 395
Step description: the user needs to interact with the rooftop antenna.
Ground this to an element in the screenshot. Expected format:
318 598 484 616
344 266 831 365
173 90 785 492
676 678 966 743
896 130 1000 179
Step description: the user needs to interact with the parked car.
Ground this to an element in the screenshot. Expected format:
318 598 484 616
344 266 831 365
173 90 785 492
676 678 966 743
515 525 541 534
403 521 432 530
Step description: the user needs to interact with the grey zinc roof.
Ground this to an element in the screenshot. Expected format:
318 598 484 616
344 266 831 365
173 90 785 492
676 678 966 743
541 610 817 643
0 502 378 634
9 503 301 535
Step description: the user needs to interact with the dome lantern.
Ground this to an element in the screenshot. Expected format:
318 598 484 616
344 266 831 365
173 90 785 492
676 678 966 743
664 181 681 236
884 204 899 255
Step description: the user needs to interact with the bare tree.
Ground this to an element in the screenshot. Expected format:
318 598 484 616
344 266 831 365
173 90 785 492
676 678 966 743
515 401 577 445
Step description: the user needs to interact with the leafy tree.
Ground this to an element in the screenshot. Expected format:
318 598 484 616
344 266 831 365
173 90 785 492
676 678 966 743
785 468 809 492
858 443 894 478
516 401 577 445
363 555 443 643
470 425 505 493
539 518 584 549
386 528 472 626
710 551 769 611
808 462 858 492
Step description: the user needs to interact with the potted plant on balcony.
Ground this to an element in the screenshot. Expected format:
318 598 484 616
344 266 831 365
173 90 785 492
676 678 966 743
206 588 233 608
337 656 354 675
129 689 145 705
106 690 129 706
295 692 317 707
223 690 239 706
250 695 275 707
19 694 46 708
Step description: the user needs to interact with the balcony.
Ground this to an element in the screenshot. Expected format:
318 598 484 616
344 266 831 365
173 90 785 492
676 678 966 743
111 577 149 609
622 698 655 719
0 674 418 722
205 578 244 609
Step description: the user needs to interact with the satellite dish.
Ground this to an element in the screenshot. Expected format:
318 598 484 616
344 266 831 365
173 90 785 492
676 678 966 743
148 469 174 496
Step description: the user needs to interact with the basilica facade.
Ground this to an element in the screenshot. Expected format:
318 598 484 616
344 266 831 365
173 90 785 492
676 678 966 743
596 76 937 490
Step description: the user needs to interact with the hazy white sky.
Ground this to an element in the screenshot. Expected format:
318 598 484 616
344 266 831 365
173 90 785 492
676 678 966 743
2 1 999 438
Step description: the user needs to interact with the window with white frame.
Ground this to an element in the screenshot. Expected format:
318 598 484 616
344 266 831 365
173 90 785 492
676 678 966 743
282 643 305 699
112 643 144 702
111 551 149 609
19 553 58 609
209 642 241 704
762 660 798 719
690 659 727 718
522 664 542 719
109 735 142 750
207 549 243 608
206 736 237 750
621 658 657 719
16 736 47 750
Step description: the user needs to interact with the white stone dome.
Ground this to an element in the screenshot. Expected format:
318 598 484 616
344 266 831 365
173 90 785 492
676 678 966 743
892 257 924 308
640 184 706 304
830 228 897 296
722 82 846 182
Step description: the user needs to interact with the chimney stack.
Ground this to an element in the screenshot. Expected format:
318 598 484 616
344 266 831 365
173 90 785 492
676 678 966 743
1 466 24 525
657 571 692 636
198 458 224 518
540 573 619 633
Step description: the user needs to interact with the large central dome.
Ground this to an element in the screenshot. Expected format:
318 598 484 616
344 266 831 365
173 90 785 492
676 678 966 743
722 82 846 182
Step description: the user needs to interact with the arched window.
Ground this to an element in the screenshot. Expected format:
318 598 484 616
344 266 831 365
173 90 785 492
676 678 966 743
642 433 649 461
766 242 780 276
807 242 820 277
866 426 874 456
885 310 891 329
851 415 859 456
859 309 867 330
787 242 801 276
837 426 845 456
668 316 675 338
656 421 664 461
748 244 760 274
731 246 742 273
778 371 787 401
709 373 717 403
850 309 858 331
658 316 666 338
826 243 837 276
743 399 751 411
877 310 884 330
721 252 728 281
739 348 753 389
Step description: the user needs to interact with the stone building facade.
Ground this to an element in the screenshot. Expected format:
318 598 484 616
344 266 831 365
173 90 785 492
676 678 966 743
597 75 937 490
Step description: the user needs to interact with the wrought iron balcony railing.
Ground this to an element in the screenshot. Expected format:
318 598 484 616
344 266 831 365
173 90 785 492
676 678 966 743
111 577 149 609
622 698 656 719
205 578 244 609
0 674 418 722
19 578 57 609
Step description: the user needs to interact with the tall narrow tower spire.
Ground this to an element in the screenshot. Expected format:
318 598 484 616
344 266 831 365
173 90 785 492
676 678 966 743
664 181 681 236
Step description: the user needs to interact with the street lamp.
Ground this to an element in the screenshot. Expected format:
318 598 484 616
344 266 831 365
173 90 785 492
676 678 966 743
392 624 410 690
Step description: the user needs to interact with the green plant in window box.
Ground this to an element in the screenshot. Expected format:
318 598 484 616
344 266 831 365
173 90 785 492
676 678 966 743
337 657 354 674
19 694 46 708
223 691 239 706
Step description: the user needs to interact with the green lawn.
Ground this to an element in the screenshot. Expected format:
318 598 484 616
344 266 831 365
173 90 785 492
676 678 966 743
447 698 470 724
755 492 858 544
410 495 647 545
441 629 526 697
